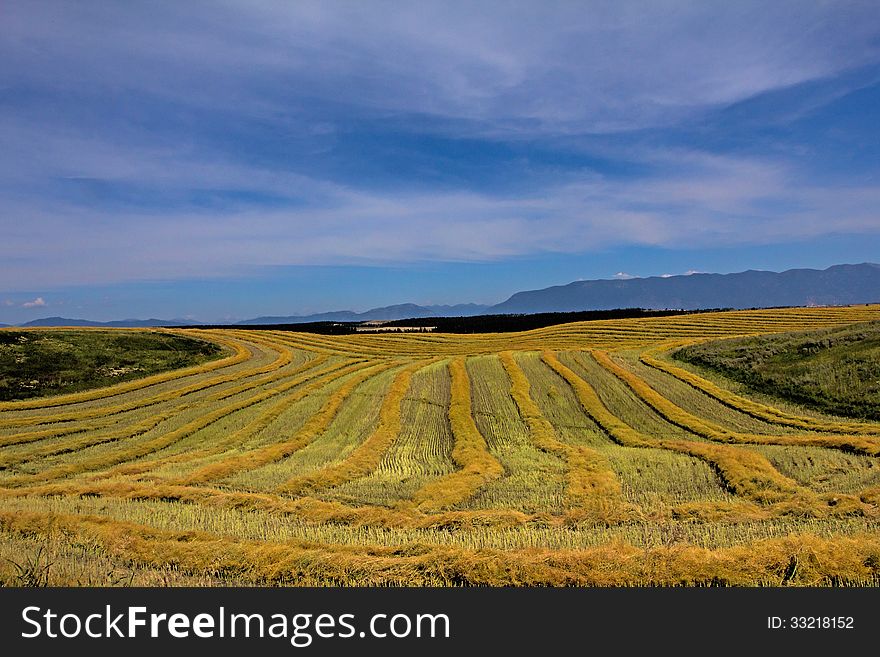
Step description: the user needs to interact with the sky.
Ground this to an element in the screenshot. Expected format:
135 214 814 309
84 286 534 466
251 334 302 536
1 1 880 323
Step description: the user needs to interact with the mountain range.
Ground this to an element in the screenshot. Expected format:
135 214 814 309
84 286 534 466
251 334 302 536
236 303 490 325
14 317 202 328
8 263 880 327
493 262 880 313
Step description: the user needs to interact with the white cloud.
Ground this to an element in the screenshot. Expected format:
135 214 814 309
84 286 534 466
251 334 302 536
22 297 47 308
3 2 878 135
684 270 703 275
660 274 674 278
0 3 879 291
614 272 635 280
1 149 879 290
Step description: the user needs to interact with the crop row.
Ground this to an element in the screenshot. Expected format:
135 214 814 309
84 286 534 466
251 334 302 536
2 508 880 586
640 348 880 435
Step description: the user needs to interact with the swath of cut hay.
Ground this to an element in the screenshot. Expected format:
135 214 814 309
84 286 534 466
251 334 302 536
0 359 368 487
498 351 622 509
3 510 880 586
175 360 400 485
276 360 435 495
408 357 503 512
541 351 833 509
640 348 880 436
593 350 880 457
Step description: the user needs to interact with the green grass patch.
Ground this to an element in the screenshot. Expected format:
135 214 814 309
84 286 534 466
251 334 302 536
675 321 880 420
0 330 222 401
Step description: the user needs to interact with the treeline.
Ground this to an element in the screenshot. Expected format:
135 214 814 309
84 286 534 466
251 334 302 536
182 321 357 334
184 308 721 335
382 308 722 333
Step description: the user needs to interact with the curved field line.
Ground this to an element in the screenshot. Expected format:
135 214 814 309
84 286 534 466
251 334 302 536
87 360 385 482
0 413 175 470
408 357 503 513
0 352 326 452
276 360 434 496
0 333 305 430
641 348 880 436
541 351 819 507
0 478 723 530
267 332 396 357
498 351 621 507
0 330 251 412
0 357 367 472
0 357 365 487
594 350 880 457
3 509 880 586
0 346 327 449
173 360 401 485
4 469 873 536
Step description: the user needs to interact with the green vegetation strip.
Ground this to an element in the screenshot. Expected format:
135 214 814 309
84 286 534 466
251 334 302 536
674 321 880 421
0 330 241 411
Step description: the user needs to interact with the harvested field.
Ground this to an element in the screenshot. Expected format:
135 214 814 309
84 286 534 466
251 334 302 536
2 305 880 586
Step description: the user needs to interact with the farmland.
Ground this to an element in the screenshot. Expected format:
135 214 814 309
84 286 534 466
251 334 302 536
2 305 880 586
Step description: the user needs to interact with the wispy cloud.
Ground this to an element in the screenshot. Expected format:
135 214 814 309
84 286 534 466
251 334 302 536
5 2 877 135
22 297 47 308
0 2 879 296
1 147 879 289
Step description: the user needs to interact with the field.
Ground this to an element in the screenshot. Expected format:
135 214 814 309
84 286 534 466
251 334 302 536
2 305 880 586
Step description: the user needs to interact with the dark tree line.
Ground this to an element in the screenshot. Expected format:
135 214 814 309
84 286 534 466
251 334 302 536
182 308 727 335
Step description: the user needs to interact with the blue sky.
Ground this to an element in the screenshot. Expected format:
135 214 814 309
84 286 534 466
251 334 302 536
2 1 879 323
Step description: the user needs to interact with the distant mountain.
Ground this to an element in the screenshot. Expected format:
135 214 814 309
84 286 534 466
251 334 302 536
491 263 880 313
18 317 199 328
9 264 879 328
237 303 491 325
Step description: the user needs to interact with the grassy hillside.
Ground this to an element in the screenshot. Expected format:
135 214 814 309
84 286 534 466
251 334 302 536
674 321 880 421
0 330 222 401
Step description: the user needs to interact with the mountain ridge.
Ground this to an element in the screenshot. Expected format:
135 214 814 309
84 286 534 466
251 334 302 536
5 263 879 327
14 317 201 328
493 263 880 313
236 303 491 325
